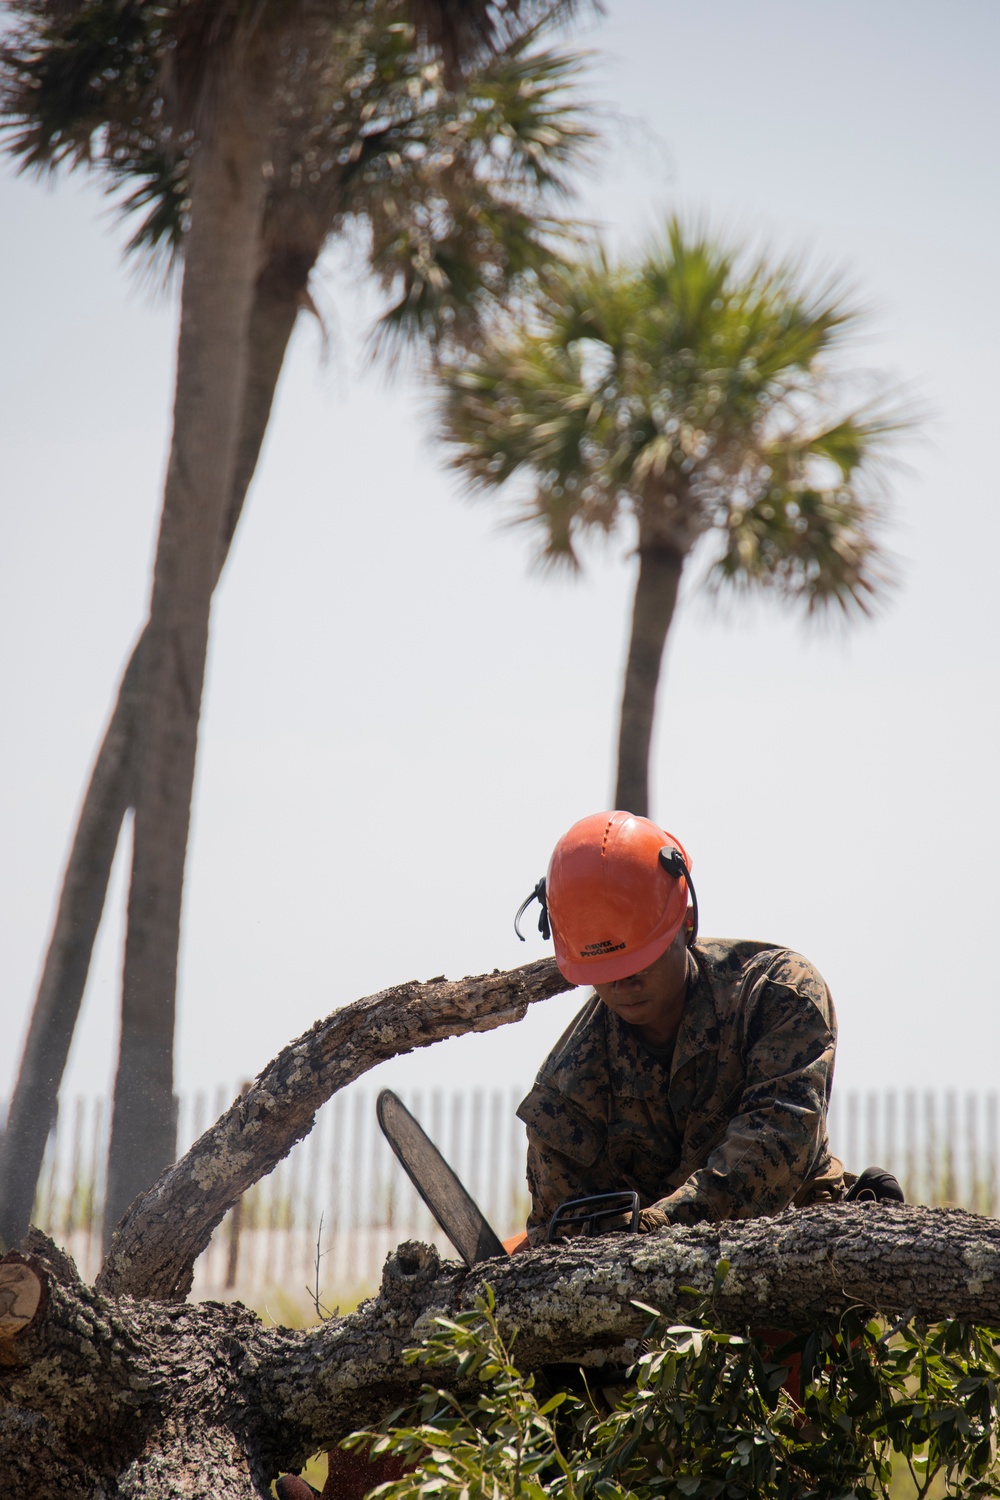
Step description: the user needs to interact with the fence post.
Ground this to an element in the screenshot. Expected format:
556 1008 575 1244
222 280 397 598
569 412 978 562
845 1091 859 1177
508 1086 525 1237
943 1092 957 1205
346 1091 365 1287
469 1090 484 1209
488 1090 503 1230
329 1092 345 1294
966 1094 980 1215
224 1082 252 1291
863 1091 874 1170
925 1092 938 1205
988 1094 999 1219
62 1097 86 1245
85 1096 105 1282
904 1091 918 1203
884 1091 897 1186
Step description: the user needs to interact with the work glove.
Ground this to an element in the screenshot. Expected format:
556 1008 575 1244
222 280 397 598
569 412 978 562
638 1206 670 1234
845 1166 905 1204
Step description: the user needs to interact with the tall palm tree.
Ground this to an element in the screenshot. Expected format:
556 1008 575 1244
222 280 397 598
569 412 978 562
0 0 593 1249
439 221 909 817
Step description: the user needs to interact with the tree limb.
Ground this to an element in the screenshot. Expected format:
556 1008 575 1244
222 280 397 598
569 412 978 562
97 958 573 1302
8 1203 1000 1499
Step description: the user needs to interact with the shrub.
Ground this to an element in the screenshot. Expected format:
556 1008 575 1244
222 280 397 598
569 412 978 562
346 1277 1000 1499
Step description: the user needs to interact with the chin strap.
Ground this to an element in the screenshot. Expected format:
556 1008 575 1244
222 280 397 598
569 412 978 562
658 846 699 946
514 877 550 942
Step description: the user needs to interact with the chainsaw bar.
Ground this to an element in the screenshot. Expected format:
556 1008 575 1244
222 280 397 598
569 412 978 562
376 1089 508 1267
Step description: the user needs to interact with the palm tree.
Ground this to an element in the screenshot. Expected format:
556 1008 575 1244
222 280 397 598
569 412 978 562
438 221 909 817
0 0 593 1249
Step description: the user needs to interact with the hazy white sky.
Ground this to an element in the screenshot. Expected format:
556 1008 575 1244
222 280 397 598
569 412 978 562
2 0 998 1119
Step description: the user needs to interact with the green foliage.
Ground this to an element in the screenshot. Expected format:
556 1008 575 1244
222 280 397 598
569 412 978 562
439 220 912 615
1 2 594 341
346 1284 1000 1500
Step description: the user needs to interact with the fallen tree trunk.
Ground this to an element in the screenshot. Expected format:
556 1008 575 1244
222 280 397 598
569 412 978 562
9 961 1000 1496
6 1203 1000 1498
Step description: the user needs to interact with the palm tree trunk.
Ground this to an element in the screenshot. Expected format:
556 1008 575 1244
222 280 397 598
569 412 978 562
0 276 302 1252
0 642 141 1251
103 68 276 1239
613 536 686 818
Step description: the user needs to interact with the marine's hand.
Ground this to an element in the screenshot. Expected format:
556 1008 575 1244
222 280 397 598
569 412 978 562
638 1206 670 1233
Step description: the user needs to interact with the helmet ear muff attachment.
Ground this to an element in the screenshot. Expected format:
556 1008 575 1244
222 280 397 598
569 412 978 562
514 838 698 954
659 845 698 947
514 878 550 942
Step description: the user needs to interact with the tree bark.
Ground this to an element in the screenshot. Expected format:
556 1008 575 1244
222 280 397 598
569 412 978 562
104 61 277 1237
614 536 685 818
97 958 573 1302
7 1201 1000 1499
0 641 142 1252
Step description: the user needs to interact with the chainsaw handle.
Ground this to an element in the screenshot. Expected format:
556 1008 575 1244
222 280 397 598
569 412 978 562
546 1190 640 1243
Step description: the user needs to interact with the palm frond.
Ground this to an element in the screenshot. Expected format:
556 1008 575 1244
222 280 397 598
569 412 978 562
793 407 912 479
439 215 916 602
352 18 593 355
1 0 160 173
112 148 189 266
457 30 597 195
403 0 600 81
369 201 580 360
2 0 594 330
709 479 893 618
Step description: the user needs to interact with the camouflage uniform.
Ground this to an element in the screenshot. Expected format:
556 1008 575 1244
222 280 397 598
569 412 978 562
517 938 844 1243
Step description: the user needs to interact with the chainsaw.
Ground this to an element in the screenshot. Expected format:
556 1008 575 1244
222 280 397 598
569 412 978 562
376 1089 639 1265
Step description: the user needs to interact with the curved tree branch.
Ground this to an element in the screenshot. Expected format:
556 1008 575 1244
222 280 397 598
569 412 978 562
97 958 574 1301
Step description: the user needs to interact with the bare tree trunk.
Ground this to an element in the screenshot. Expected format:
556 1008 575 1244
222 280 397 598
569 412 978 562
613 536 685 818
104 65 276 1237
0 644 141 1251
222 255 308 567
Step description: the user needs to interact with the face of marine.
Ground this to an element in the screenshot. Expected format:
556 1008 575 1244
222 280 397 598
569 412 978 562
593 919 690 1049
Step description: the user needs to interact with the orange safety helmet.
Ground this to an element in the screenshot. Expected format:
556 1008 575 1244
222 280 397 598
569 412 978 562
515 811 696 985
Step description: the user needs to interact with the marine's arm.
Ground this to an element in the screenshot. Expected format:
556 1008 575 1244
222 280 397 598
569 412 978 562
518 1080 612 1246
645 953 838 1228
523 1127 582 1244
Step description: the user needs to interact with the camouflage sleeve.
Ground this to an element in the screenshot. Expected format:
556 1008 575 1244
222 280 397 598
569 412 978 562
523 1132 579 1246
652 954 836 1226
517 1084 608 1246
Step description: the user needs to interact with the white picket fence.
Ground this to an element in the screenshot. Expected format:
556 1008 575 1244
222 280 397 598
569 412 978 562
17 1085 1000 1303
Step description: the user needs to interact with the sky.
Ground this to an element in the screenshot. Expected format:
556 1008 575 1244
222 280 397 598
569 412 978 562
2 0 999 1130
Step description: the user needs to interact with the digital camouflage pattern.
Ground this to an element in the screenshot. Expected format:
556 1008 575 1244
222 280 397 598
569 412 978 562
518 938 844 1242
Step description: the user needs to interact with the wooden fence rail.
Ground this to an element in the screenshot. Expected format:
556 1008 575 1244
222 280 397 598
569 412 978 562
8 1086 999 1305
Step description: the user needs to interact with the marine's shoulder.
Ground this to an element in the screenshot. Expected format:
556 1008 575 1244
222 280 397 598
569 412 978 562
694 938 827 994
694 936 790 976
